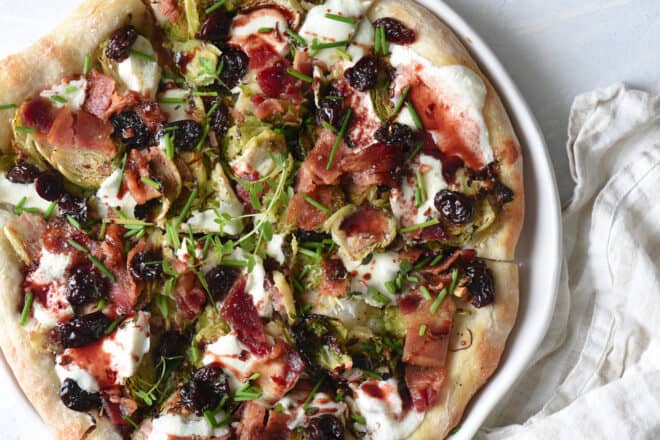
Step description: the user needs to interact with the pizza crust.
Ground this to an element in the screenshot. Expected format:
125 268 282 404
369 0 525 261
0 0 150 438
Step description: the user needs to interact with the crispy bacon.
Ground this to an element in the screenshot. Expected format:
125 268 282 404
158 0 180 24
340 142 403 187
296 128 346 193
105 91 140 119
222 276 270 357
404 364 447 412
319 258 350 297
173 271 208 319
124 148 162 205
46 106 75 147
83 70 115 119
237 402 267 440
252 96 286 121
242 37 279 71
99 224 138 313
339 206 392 257
257 342 305 402
73 111 115 154
286 185 344 230
264 410 291 440
134 101 166 131
400 292 455 368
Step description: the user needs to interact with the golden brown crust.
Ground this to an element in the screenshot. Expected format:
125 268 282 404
369 0 525 261
0 1 149 438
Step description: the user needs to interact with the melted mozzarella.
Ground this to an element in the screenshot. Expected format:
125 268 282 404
346 18 375 66
102 312 150 382
266 233 286 264
40 78 87 111
31 250 70 284
176 238 203 262
347 252 400 306
117 35 161 98
148 413 230 440
277 392 347 430
390 153 447 227
352 379 425 440
202 331 258 388
245 254 271 317
299 0 369 67
55 361 100 393
187 164 243 235
159 88 192 121
230 7 289 55
389 45 494 165
95 168 138 218
0 175 52 212
28 250 74 327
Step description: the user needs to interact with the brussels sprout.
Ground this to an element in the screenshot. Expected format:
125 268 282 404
195 304 230 345
11 113 49 168
382 306 406 338
225 117 285 164
291 314 352 375
173 40 221 87
445 198 497 246
273 271 296 322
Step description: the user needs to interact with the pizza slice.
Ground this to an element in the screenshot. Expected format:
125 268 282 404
0 0 523 439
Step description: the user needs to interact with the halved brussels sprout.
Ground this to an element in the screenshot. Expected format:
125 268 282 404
225 117 284 163
3 213 45 265
173 40 221 87
273 270 296 323
291 314 352 375
11 113 49 169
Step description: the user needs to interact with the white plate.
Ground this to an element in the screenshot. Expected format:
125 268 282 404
0 1 562 438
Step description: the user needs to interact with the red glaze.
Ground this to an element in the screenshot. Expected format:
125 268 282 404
361 382 385 399
22 97 57 133
221 276 270 357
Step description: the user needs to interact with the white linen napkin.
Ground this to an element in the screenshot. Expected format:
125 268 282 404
477 84 660 439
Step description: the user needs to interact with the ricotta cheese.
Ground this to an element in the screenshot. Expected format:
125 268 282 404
102 312 150 382
266 232 286 264
95 168 138 219
28 250 74 327
148 413 230 440
159 88 193 121
202 331 258 388
352 378 425 440
55 361 100 393
117 35 161 98
31 250 70 284
230 7 289 55
244 254 272 318
347 251 400 306
40 78 87 111
0 175 53 212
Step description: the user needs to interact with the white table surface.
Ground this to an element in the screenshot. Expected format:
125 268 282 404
0 0 657 437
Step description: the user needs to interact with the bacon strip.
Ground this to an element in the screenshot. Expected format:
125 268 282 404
319 258 350 298
99 224 138 314
286 186 344 230
404 364 447 412
222 276 270 357
340 142 403 188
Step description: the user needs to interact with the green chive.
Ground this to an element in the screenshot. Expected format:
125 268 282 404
414 186 423 208
416 170 426 201
117 152 128 195
374 26 381 55
449 268 459 295
430 288 448 314
204 410 220 428
325 95 344 101
384 280 397 294
159 97 186 104
14 196 27 215
89 255 116 283
286 68 313 83
326 108 352 170
83 54 92 75
321 121 338 133
408 141 424 161
298 248 321 260
221 258 248 267
43 202 56 220
104 316 123 335
66 215 82 230
50 95 67 104
352 414 366 425
311 40 351 51
391 86 410 117
406 275 420 283
193 91 218 97
129 49 157 63
336 48 352 61
285 27 307 47
420 285 432 300
380 26 388 55
122 415 139 430
400 218 440 234
96 298 107 311
363 370 383 380
164 133 174 160
406 100 424 129
67 238 89 253
140 176 161 190
15 126 36 134
430 253 444 266
205 0 227 14
19 292 34 326
258 27 273 33
418 324 427 336
191 344 200 364
176 186 198 228
413 256 432 271
0 103 16 110
303 377 325 410
325 13 358 25
302 194 330 214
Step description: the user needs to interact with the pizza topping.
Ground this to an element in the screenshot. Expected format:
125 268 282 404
164 119 203 151
58 312 112 349
309 414 346 440
434 189 474 224
374 122 414 146
404 364 446 412
129 250 164 281
317 92 346 128
221 275 270 356
372 18 416 45
210 100 230 138
6 161 40 184
101 312 151 381
465 259 495 307
345 55 379 92
57 193 89 223
197 10 232 45
59 378 102 412
230 7 290 56
40 78 88 111
105 25 138 62
155 330 188 359
110 110 151 149
83 70 116 119
218 47 250 89
205 265 241 301
116 35 161 97
65 264 108 307
180 365 230 416
34 170 64 202
147 412 231 439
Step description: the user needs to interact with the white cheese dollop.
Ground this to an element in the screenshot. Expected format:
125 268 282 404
95 168 138 219
0 175 52 212
176 237 203 262
40 78 87 111
389 44 494 165
352 379 425 440
244 253 271 318
55 361 100 393
117 35 161 98
159 88 193 122
346 251 400 306
28 250 73 327
102 312 150 382
202 331 258 389
148 413 230 440
30 250 70 284
266 232 286 265
230 7 290 55
277 392 347 430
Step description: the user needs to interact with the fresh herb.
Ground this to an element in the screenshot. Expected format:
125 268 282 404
286 68 313 83
82 54 92 75
420 285 432 300
205 0 228 14
415 170 426 207
0 103 17 110
50 95 67 104
286 27 307 47
449 268 459 295
159 97 186 104
384 280 397 294
302 194 330 214
400 218 440 234
418 324 427 336
221 258 248 267
19 292 34 326
117 152 128 195
430 288 448 314
104 315 124 335
324 13 358 25
96 298 107 311
122 415 139 430
141 176 161 190
352 414 366 425
363 370 383 380
233 382 263 402
67 238 89 253
43 202 56 220
336 48 352 61
310 39 351 54
298 248 321 261
89 255 116 283
14 126 36 134
303 376 325 410
175 186 198 228
430 253 444 267
66 215 82 230
129 49 157 63
258 27 273 33
193 91 218 97
13 197 27 215
406 100 424 129
164 133 174 160
391 86 410 117
326 108 352 170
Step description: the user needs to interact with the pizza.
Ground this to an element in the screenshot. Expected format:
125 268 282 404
0 0 523 439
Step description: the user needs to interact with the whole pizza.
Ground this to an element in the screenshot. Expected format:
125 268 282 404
0 0 524 439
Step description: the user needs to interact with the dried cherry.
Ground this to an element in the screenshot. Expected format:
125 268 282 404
35 170 64 202
465 260 495 308
66 265 107 307
196 11 232 44
164 119 203 151
129 250 163 281
309 414 345 440
374 122 413 146
219 48 249 89
59 312 112 348
373 18 416 44
105 25 138 62
110 111 151 149
58 193 88 223
434 190 474 224
6 161 40 184
205 265 240 301
180 366 230 416
60 378 101 412
344 55 379 92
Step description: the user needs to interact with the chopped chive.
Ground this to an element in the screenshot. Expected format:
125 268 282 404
285 27 307 47
335 48 352 61
195 123 210 150
416 170 426 203
391 86 410 117
414 186 423 208
418 324 427 336
14 196 27 215
311 40 351 51
363 370 383 380
298 248 321 260
176 186 198 228
302 194 330 214
104 315 123 335
50 95 67 104
413 256 432 271
324 13 358 25
67 238 89 253
117 152 128 195
15 126 36 134
96 298 107 311
321 121 338 133
140 176 161 190
420 285 432 300
83 54 92 75
406 275 420 283
191 344 200 364
129 49 157 63
400 218 440 234
371 289 390 305
159 97 186 104
206 101 220 118
380 26 388 55
303 376 325 410
89 255 116 283
122 415 139 430
286 68 313 83
164 133 174 160
352 414 366 425
325 95 344 101
449 268 459 295
221 258 248 267
326 108 352 170
193 91 218 97
66 215 82 230
258 27 273 33
408 141 424 161
374 26 381 55
216 57 225 77
205 0 227 14
19 292 34 326
0 103 17 110
204 410 218 428
430 288 448 314
430 253 444 267
405 100 424 129
384 280 397 294
43 202 56 220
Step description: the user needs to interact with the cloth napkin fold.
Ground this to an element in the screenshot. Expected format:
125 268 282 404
478 84 660 439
